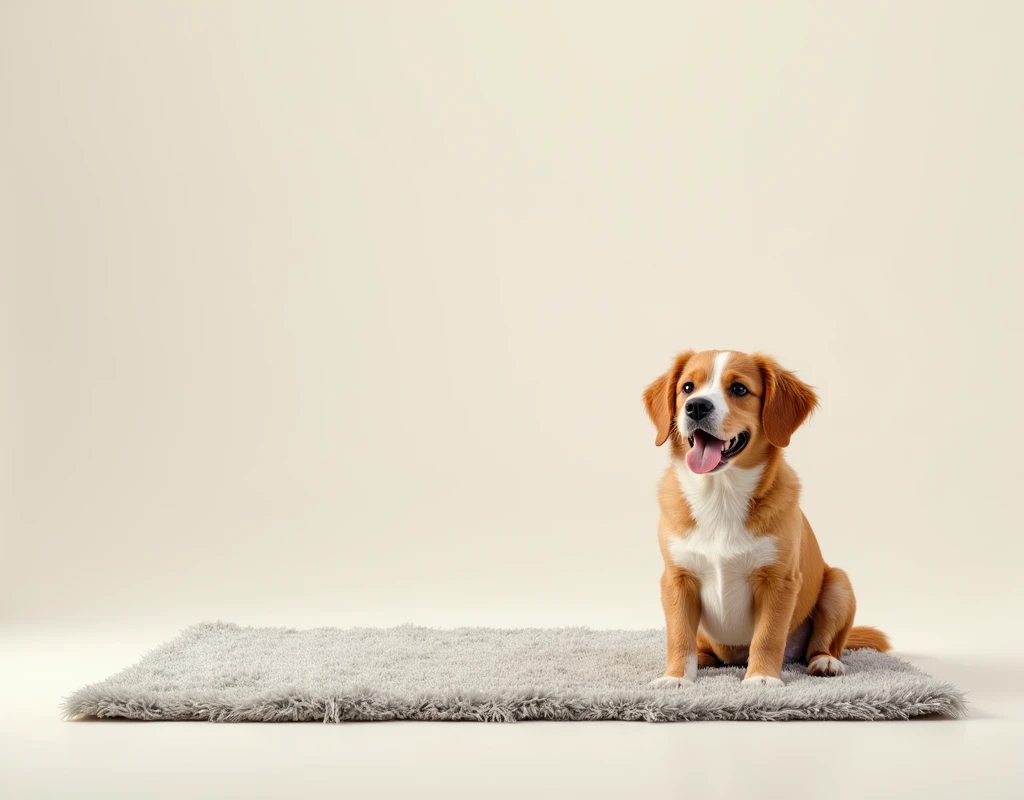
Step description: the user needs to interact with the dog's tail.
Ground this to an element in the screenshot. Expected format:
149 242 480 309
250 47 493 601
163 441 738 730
846 625 891 652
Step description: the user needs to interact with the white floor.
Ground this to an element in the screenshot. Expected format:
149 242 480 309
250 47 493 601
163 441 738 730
2 626 1022 800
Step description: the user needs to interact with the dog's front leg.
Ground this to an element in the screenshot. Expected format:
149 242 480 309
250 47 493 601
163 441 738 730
649 569 701 688
743 571 799 687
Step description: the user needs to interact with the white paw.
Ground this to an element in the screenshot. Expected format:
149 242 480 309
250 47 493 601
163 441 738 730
742 674 784 687
648 675 695 690
808 655 846 677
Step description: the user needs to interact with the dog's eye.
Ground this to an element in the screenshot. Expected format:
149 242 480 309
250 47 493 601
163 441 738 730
682 382 695 394
730 382 749 397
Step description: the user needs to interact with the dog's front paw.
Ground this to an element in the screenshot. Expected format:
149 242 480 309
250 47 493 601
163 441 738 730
742 674 784 687
648 675 695 690
807 655 846 677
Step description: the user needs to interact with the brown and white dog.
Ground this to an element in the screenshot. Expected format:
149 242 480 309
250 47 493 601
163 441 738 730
643 349 889 687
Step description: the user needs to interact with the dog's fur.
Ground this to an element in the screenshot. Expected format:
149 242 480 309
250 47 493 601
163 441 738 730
643 349 889 688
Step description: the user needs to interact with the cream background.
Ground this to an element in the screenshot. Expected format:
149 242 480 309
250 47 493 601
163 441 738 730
2 2 1023 798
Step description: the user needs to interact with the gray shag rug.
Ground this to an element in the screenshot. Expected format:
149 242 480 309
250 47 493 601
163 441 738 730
64 622 967 722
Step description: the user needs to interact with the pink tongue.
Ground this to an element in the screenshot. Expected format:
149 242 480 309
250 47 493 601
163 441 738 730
686 430 725 474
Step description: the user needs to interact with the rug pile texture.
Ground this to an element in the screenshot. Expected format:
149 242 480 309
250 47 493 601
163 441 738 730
64 622 967 722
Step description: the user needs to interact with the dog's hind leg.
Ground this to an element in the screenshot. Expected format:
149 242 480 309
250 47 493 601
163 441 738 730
805 566 856 677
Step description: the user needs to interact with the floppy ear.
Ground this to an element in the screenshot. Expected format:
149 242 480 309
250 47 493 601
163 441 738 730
643 351 694 447
754 354 819 448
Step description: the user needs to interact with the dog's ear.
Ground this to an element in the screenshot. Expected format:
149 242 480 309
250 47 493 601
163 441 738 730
643 351 694 447
754 354 819 448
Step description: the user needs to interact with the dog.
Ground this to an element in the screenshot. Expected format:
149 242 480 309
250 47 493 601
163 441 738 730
642 349 889 687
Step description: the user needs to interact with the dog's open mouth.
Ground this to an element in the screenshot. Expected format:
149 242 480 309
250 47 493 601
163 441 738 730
685 430 749 474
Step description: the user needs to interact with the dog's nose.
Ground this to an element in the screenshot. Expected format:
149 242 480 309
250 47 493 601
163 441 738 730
685 397 714 422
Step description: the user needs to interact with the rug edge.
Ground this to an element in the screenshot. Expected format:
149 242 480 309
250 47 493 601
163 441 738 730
63 681 969 723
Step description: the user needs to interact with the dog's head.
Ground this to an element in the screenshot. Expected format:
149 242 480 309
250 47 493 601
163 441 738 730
643 350 818 474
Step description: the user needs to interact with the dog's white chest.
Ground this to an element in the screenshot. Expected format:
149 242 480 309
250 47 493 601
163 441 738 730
668 464 777 646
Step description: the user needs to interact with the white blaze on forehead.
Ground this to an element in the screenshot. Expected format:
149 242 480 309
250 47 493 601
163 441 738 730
701 351 732 395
